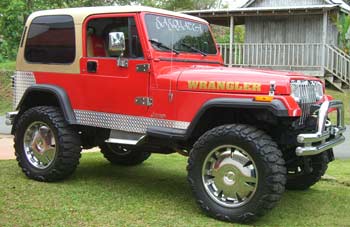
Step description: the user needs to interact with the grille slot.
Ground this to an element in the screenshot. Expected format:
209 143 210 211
291 80 320 125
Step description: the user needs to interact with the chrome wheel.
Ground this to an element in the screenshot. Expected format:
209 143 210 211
202 145 258 208
23 121 57 169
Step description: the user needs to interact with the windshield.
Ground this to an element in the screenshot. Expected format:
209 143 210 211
145 14 217 55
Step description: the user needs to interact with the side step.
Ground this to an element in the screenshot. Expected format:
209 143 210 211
105 130 145 145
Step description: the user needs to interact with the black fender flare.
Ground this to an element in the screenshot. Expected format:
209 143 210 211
146 98 289 141
15 84 76 125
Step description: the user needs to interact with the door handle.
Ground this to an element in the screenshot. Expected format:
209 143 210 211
87 61 97 73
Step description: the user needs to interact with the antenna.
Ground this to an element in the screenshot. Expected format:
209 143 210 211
168 28 174 102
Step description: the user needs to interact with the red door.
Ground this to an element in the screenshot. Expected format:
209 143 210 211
80 14 149 116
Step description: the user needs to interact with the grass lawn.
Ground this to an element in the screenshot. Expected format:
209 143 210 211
0 70 12 115
0 152 349 227
326 88 350 124
0 61 15 71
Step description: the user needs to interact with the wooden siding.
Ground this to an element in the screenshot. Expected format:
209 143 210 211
327 17 338 45
249 0 327 7
245 15 337 45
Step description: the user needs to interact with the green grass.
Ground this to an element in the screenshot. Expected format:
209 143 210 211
0 70 12 114
0 152 349 227
326 89 350 124
0 61 15 71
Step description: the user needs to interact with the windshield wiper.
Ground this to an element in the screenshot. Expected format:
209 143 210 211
180 43 207 56
149 39 179 55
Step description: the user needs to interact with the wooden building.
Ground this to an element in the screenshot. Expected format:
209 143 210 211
184 0 350 91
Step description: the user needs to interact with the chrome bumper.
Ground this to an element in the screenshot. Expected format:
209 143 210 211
296 100 346 156
5 111 18 126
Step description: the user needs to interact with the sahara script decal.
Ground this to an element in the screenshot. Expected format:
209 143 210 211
155 16 203 33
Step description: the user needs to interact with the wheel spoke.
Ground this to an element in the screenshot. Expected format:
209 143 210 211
44 147 56 162
243 160 253 167
241 175 257 184
236 193 242 202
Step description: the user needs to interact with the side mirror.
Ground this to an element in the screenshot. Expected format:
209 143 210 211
108 32 125 52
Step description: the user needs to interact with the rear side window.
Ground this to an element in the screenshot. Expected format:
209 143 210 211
25 15 75 64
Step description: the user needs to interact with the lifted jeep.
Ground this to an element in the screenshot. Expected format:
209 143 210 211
7 6 346 223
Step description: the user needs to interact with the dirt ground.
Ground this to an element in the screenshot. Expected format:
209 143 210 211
0 135 15 160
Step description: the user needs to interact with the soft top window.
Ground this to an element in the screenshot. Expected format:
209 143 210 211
25 15 75 64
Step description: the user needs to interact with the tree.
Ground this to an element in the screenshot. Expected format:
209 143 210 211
139 0 220 11
337 14 350 54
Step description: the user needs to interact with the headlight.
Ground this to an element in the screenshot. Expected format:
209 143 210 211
290 80 324 103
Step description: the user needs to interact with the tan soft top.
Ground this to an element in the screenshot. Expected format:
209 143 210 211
17 6 207 74
27 6 208 25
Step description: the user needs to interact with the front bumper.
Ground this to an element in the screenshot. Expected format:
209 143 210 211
296 100 346 156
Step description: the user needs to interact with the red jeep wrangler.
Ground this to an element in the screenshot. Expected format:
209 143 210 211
6 6 346 223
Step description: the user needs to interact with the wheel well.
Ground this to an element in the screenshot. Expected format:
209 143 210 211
18 91 60 112
12 86 76 134
187 107 287 145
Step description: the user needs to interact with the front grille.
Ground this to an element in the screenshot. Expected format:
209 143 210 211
290 80 320 125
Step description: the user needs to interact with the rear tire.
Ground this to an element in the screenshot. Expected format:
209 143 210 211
100 143 151 166
187 124 286 223
14 106 82 182
286 152 329 190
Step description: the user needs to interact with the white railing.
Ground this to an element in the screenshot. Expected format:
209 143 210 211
325 44 350 83
330 45 350 61
219 43 323 70
218 42 350 84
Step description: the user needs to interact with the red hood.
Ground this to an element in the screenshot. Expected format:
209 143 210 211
175 66 321 95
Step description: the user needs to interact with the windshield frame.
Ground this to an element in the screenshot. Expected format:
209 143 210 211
143 13 218 56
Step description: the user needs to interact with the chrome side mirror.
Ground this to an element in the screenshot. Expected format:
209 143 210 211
108 32 125 52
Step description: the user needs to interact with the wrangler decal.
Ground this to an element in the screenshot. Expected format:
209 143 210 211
187 81 262 92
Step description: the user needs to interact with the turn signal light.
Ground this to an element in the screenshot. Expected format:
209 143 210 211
254 96 274 102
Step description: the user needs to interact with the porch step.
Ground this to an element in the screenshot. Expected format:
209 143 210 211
325 77 345 93
324 74 334 83
342 84 350 89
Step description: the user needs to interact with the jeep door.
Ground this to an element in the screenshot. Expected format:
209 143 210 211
80 14 149 116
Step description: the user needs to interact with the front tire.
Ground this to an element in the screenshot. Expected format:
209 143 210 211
100 143 151 166
187 124 286 223
14 106 82 182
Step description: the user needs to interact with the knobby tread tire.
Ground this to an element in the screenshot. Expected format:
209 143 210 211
187 124 287 223
14 106 82 182
100 144 151 166
286 152 329 190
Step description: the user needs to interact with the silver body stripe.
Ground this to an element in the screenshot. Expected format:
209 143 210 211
13 71 36 109
74 110 190 133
